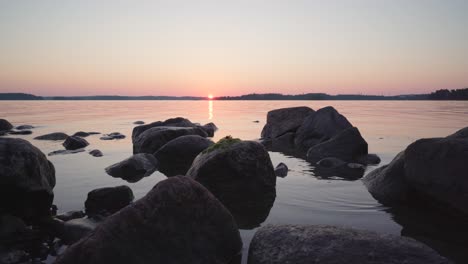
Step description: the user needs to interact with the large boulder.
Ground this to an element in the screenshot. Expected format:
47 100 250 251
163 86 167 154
84 186 134 216
295 106 353 151
187 137 276 229
363 126 468 216
154 135 213 177
306 127 368 163
0 138 55 222
34 132 69 141
62 136 89 150
133 126 208 154
105 154 158 183
248 224 450 264
54 176 242 264
261 107 314 139
0 119 13 131
132 117 195 142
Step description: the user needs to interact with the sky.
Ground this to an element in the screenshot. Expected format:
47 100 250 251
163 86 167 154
0 0 467 96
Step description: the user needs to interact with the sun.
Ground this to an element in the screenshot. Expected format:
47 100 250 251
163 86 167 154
208 94 214 99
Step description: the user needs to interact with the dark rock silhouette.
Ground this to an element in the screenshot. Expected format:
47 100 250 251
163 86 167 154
34 132 69 140
0 119 13 131
105 153 158 183
132 117 195 142
261 107 314 139
63 136 89 150
85 186 134 216
88 149 103 157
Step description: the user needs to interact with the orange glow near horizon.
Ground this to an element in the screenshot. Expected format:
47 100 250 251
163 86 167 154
208 94 214 99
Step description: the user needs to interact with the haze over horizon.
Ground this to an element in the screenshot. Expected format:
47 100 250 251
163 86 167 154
1 0 467 97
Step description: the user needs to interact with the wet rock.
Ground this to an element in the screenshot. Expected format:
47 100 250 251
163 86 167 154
53 216 103 245
317 157 347 168
133 126 208 154
132 117 196 142
154 135 213 177
16 125 34 130
253 120 260 123
55 211 85 222
133 121 145 125
274 163 288 178
48 149 85 156
270 132 296 151
248 224 450 264
88 149 103 157
100 132 125 140
85 186 134 216
314 157 365 180
34 132 69 140
261 106 314 139
356 153 381 165
200 122 218 137
0 138 55 222
306 127 368 163
295 106 353 151
8 130 33 135
187 137 276 229
105 153 158 183
54 177 242 264
0 119 13 131
72 131 90 137
63 136 89 150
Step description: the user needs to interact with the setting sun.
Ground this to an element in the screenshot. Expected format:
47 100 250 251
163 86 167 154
208 94 214 99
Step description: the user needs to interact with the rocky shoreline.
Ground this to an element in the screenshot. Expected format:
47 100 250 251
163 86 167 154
1 108 466 263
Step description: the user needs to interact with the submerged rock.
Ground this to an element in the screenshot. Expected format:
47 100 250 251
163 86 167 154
48 149 85 156
72 131 91 137
88 149 103 157
63 136 89 150
8 130 33 135
100 132 125 140
54 176 242 264
34 132 69 141
105 153 158 183
248 224 450 264
84 186 134 216
15 125 34 130
154 135 213 177
0 138 55 222
133 121 145 125
274 163 288 178
133 126 208 154
187 137 276 229
261 106 314 139
315 157 365 180
0 119 13 131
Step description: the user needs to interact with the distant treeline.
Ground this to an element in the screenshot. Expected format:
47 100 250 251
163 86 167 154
428 88 468 100
1 88 468 100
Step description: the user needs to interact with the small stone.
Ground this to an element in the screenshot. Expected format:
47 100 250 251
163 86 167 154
89 149 103 157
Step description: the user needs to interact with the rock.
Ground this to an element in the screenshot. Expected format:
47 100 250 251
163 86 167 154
88 149 103 157
253 120 260 123
48 149 85 156
87 132 101 135
295 106 353 150
316 157 347 168
63 136 89 150
154 135 214 177
270 132 296 151
16 125 34 130
187 137 276 229
274 163 288 178
8 130 32 135
0 119 13 131
100 132 125 140
72 131 90 137
85 186 134 216
133 121 145 125
247 224 450 264
105 153 158 183
356 153 381 165
54 176 242 264
347 163 365 169
0 249 29 264
306 127 368 163
261 106 314 139
0 138 55 222
133 126 208 154
55 211 85 222
200 122 218 137
132 117 196 142
362 152 409 205
315 157 365 180
34 132 69 140
0 214 28 240
53 216 103 245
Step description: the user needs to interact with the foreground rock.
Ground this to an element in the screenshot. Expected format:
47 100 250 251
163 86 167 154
0 138 55 222
154 135 213 176
84 186 134 216
261 106 314 139
34 132 68 140
0 119 13 131
132 117 196 142
248 224 450 264
52 216 103 245
363 127 468 215
55 176 242 264
105 154 158 182
187 137 276 229
133 126 208 154
63 136 89 150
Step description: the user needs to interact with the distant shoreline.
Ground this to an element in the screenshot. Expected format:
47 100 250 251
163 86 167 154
0 88 467 100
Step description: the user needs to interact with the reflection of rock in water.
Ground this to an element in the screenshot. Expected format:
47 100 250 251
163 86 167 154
313 163 365 181
386 205 468 264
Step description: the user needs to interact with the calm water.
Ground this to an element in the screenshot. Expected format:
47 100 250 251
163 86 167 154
2 100 468 263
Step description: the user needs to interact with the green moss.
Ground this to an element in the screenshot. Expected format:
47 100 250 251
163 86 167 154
202 136 241 154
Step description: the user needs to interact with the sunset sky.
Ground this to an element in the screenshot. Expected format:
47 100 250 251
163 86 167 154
1 0 467 96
